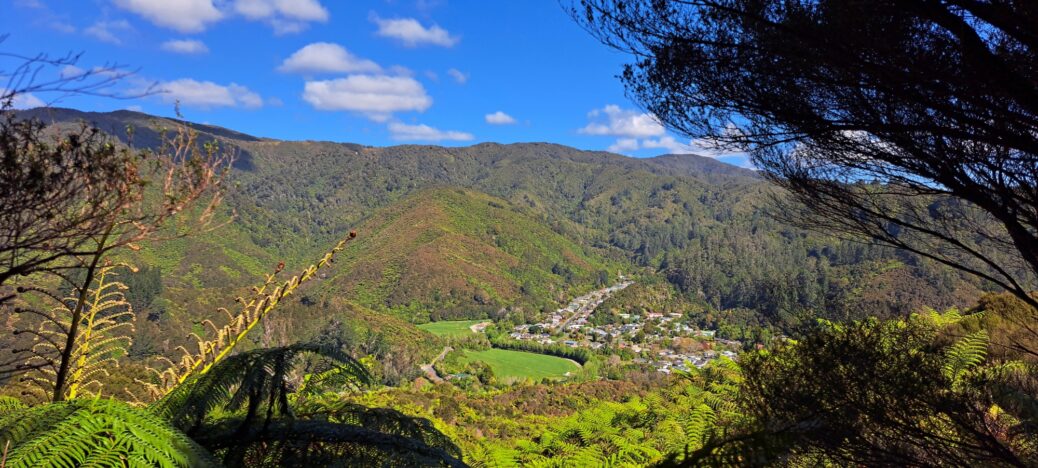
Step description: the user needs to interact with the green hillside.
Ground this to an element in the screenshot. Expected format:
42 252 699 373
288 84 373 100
315 187 616 321
15 109 993 335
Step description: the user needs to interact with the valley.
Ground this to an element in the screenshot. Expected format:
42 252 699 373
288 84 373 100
1 107 1018 467
3 108 992 386
3 2 1035 465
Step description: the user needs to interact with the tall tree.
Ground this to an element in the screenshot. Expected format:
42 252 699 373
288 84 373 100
571 0 1038 311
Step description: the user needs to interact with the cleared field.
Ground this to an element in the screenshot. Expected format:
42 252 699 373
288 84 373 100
417 320 486 337
459 348 580 381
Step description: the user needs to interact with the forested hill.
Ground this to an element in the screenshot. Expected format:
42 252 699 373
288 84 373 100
19 108 986 332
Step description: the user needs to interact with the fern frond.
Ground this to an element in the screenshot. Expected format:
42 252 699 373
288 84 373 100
143 231 357 400
680 403 717 450
0 397 26 418
152 342 369 431
943 330 989 386
17 263 135 402
0 398 218 468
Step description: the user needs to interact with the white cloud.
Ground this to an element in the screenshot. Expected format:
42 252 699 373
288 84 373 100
278 43 380 74
1 89 46 109
607 138 640 153
388 122 473 141
115 0 329 34
125 105 143 112
485 111 516 125
585 106 745 158
113 0 222 33
87 66 124 79
302 75 432 121
603 134 744 159
235 0 328 21
85 19 133 44
579 105 665 138
234 0 329 34
644 136 746 158
641 136 697 154
447 68 468 84
21 95 47 109
161 39 209 54
60 65 84 78
156 79 263 109
371 15 459 47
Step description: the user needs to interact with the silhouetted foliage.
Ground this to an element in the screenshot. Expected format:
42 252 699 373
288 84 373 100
0 41 153 295
573 0 1038 312
0 112 139 292
684 313 1037 466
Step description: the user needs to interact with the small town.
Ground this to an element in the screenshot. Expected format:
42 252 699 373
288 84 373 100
509 278 741 373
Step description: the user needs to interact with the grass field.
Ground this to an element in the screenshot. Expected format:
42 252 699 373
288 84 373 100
417 320 487 337
458 348 580 381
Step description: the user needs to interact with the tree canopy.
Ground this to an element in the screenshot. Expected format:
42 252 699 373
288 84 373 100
573 0 1038 312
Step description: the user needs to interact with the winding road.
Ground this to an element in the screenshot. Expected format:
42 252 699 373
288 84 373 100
420 346 453 383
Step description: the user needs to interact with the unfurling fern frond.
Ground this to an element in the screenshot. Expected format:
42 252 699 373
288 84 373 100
0 398 218 468
18 263 135 402
943 330 989 387
140 231 357 401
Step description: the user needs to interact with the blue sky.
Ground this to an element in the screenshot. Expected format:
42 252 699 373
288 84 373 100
3 0 747 166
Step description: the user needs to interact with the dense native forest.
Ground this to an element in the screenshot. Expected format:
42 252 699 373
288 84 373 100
2 0 1038 466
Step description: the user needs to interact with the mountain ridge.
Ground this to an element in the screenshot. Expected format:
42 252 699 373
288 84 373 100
15 107 989 341
16 107 757 180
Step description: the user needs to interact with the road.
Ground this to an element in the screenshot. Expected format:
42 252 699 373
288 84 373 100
420 346 452 384
556 280 634 330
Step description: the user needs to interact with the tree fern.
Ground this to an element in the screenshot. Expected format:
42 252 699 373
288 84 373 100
0 398 218 468
943 330 989 387
1 231 471 467
296 398 460 458
149 339 464 467
680 403 717 450
17 263 135 402
152 343 368 432
191 418 465 467
918 306 971 327
140 231 357 400
568 445 606 466
0 396 26 418
467 444 519 468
